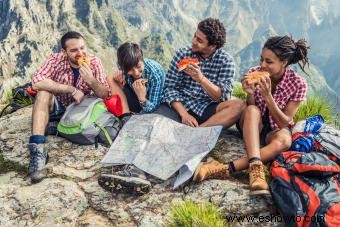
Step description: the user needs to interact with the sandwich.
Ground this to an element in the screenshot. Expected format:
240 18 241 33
141 78 149 85
245 71 270 84
76 53 90 65
177 58 199 71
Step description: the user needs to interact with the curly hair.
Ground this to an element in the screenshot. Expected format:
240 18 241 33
264 35 310 74
198 18 226 49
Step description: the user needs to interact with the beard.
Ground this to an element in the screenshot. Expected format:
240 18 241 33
67 54 81 66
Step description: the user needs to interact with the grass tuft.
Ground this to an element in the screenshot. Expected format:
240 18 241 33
294 95 334 124
232 82 247 101
166 200 226 227
0 153 28 175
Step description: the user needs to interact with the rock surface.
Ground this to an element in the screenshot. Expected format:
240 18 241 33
0 107 279 226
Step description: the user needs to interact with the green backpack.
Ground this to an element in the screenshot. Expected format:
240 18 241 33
57 97 120 147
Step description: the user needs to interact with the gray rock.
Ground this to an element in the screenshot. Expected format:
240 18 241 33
0 106 280 226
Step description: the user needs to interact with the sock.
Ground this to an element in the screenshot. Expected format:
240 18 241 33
29 135 46 144
228 161 236 175
248 157 261 164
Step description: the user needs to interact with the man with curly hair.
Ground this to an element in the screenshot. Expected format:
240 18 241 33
158 18 245 127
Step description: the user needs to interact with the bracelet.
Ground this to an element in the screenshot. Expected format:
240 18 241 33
139 99 147 107
71 88 78 96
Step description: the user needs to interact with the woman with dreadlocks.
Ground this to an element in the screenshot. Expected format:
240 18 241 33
193 35 310 196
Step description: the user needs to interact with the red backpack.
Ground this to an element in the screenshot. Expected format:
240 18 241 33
270 151 340 226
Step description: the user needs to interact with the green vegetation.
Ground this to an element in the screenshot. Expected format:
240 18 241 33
0 153 27 175
0 85 34 117
294 95 335 124
334 113 340 129
166 200 226 227
232 82 247 101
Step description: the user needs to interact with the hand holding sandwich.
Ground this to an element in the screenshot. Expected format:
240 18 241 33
184 63 205 83
256 75 272 98
79 62 94 83
132 78 147 103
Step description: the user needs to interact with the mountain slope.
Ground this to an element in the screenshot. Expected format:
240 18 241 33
0 0 338 106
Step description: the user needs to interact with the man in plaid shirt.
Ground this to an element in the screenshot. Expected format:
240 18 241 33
157 18 245 128
28 31 110 183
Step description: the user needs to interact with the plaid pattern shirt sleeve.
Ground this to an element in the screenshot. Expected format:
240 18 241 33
90 56 111 96
216 57 235 101
290 77 307 102
31 54 58 84
162 49 185 106
141 59 166 113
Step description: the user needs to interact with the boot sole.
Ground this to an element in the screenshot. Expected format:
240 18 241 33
98 174 151 195
249 189 270 196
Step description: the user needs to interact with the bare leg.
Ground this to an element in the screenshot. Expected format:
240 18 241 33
32 90 54 135
200 99 246 128
107 78 130 114
241 105 263 160
233 128 292 171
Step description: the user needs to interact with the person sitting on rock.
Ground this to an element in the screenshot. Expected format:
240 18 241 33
107 42 166 115
156 17 245 128
28 31 110 183
97 42 166 195
193 35 309 196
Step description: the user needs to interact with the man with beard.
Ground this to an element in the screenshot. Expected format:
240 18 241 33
28 31 110 183
157 17 245 127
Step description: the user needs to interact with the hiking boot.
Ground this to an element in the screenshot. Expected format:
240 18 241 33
193 157 229 181
248 161 270 196
98 164 151 195
28 143 49 183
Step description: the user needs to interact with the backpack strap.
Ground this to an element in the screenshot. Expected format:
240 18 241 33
96 123 113 145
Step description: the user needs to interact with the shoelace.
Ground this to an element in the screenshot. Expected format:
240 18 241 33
29 150 46 170
250 164 265 180
207 166 227 179
116 164 136 176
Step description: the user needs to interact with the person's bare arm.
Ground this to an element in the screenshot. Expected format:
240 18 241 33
184 63 221 101
171 101 199 127
32 78 74 95
80 63 109 99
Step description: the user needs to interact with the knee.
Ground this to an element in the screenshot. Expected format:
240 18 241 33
244 105 261 117
35 90 53 105
231 99 246 113
275 136 292 150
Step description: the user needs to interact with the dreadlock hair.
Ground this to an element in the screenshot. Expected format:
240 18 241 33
117 42 143 73
263 35 310 74
198 18 226 49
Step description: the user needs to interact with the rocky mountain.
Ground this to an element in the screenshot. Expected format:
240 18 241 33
0 0 339 105
0 106 279 226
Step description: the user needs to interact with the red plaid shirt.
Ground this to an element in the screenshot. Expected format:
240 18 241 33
32 53 109 107
248 66 307 129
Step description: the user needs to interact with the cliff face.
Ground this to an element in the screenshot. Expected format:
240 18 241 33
0 0 338 104
0 0 174 102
